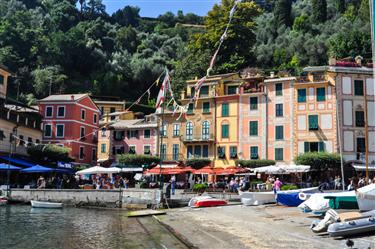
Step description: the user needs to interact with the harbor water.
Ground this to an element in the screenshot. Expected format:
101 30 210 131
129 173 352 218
0 205 188 249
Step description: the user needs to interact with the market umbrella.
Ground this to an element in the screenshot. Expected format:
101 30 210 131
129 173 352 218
0 163 21 171
76 166 121 175
20 165 53 173
277 164 310 173
251 165 286 174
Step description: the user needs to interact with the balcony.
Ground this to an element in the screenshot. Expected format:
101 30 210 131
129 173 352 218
157 153 185 162
181 134 214 143
297 74 326 83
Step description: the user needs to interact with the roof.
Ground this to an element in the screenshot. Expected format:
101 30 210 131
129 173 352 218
38 94 88 102
94 100 125 105
264 77 296 83
186 72 238 83
109 119 158 129
304 66 374 74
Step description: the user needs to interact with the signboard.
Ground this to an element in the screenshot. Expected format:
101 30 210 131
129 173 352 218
57 161 73 169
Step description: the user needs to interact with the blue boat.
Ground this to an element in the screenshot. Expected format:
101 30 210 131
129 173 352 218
276 187 320 207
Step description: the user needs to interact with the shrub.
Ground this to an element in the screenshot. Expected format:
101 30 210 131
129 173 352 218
27 144 72 163
295 152 341 171
193 183 208 192
235 159 276 168
118 154 161 168
281 184 298 191
186 159 211 169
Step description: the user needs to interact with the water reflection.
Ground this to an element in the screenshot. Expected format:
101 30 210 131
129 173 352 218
0 205 187 249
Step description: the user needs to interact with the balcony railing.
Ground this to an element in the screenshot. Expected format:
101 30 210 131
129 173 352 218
157 153 185 162
297 75 326 83
181 133 214 142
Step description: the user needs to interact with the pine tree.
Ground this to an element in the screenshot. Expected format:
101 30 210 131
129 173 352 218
312 0 327 23
274 0 292 27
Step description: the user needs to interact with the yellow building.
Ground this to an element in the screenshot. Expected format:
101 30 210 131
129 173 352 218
94 100 132 124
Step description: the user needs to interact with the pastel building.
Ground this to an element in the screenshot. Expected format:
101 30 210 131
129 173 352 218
38 94 100 165
264 77 296 163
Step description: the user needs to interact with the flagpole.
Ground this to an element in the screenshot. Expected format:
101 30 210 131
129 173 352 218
159 70 168 190
368 0 375 183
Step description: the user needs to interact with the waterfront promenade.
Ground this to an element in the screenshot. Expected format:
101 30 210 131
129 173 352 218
158 205 375 249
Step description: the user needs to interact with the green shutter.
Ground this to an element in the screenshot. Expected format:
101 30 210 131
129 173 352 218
250 97 258 110
276 126 283 140
187 103 193 114
222 103 229 117
250 121 258 136
275 148 283 161
251 146 258 159
308 115 319 130
316 88 326 101
222 124 229 138
318 141 325 152
298 89 306 103
203 102 210 113
304 142 309 152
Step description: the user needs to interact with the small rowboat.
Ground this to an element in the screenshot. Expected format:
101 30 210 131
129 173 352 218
0 197 7 206
31 200 63 209
188 196 227 208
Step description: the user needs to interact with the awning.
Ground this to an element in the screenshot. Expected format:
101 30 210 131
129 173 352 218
145 166 192 175
0 156 35 168
250 164 311 174
121 167 143 172
277 164 311 173
0 163 21 171
193 166 215 175
251 165 286 174
214 167 248 175
21 165 53 173
76 166 121 175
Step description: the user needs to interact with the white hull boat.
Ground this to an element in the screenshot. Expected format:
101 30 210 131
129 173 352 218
31 200 63 209
239 191 276 206
356 184 375 211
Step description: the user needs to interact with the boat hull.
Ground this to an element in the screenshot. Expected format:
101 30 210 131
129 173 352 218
240 192 276 206
356 184 375 211
328 217 375 237
31 200 63 209
194 199 227 208
276 187 320 207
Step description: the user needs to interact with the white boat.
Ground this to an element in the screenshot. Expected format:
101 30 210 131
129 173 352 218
298 191 355 215
239 191 276 206
31 200 63 209
0 197 7 206
356 184 375 211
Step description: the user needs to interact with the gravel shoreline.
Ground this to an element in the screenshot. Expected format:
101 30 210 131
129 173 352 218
157 205 375 249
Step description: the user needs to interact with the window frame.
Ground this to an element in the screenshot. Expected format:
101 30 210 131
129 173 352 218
229 146 237 159
250 146 259 159
297 89 306 103
81 109 86 121
275 148 283 161
187 103 194 114
172 123 180 137
92 148 97 161
250 97 258 110
93 113 97 124
101 143 107 153
56 124 65 138
172 144 179 160
354 80 364 96
355 111 365 127
275 125 284 140
45 106 53 118
222 103 229 117
57 106 66 118
144 129 151 138
221 124 229 139
202 121 210 140
44 124 52 138
249 121 258 136
143 145 151 155
160 144 167 160
80 126 85 139
202 145 209 158
202 102 210 113
275 104 283 117
308 115 319 130
79 146 85 160
275 83 283 96
186 122 193 140
316 87 326 102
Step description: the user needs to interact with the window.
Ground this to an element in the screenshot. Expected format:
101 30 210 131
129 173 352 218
19 135 25 146
298 89 306 103
316 87 326 102
160 144 166 160
221 124 229 138
56 124 65 138
203 102 210 113
93 113 97 124
187 146 193 159
114 131 125 140
250 97 258 110
355 80 364 96
194 145 202 158
80 127 85 139
202 121 210 140
250 146 259 159
172 124 180 137
0 75 3 85
202 145 209 158
275 126 284 140
275 148 283 161
100 106 104 115
79 146 85 160
144 129 151 138
128 130 139 139
110 107 116 120
227 85 237 95
44 124 52 137
81 109 86 120
275 104 283 117
92 149 97 161
160 123 167 137
304 142 325 152
249 121 258 136
186 122 193 140
187 103 194 114
222 103 229 117
144 145 151 155
116 146 125 155
357 138 366 153
308 115 319 130
0 130 4 140
57 106 65 117
200 86 209 96
101 143 107 153
129 145 136 154
230 146 237 159
35 139 40 144
101 128 106 137
45 106 53 118
275 83 283 96
218 146 225 158
355 111 365 127
191 87 195 97
172 144 179 160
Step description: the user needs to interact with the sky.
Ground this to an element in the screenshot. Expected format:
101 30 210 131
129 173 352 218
102 0 221 17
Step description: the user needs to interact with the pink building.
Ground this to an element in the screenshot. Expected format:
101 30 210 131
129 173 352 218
107 115 158 163
38 94 100 165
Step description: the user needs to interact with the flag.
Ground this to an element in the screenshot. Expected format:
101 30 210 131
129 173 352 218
194 76 207 91
147 89 151 101
155 70 169 109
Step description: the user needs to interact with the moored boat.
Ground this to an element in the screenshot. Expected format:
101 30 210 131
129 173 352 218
0 197 7 206
276 187 320 207
356 184 375 211
188 196 227 208
239 191 276 206
31 200 63 209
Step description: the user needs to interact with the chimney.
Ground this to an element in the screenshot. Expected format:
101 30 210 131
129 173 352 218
71 95 74 100
355 55 363 66
270 72 275 78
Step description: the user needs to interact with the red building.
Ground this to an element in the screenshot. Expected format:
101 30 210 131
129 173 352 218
38 94 100 165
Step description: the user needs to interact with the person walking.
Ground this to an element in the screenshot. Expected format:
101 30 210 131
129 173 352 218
273 178 282 193
171 175 176 195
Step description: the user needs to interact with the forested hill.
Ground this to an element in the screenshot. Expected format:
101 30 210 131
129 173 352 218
0 0 371 106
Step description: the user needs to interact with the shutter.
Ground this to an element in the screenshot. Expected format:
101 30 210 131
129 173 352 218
304 142 309 152
318 141 325 152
